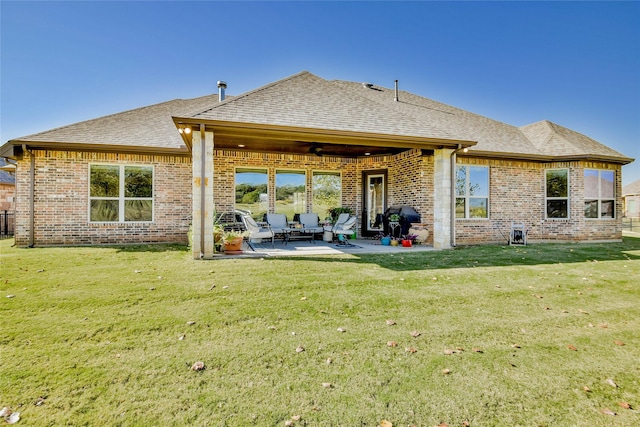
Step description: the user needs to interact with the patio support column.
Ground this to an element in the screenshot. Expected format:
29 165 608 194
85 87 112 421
433 148 454 249
192 128 215 259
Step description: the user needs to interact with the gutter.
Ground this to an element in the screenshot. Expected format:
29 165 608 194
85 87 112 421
450 144 466 248
199 124 206 259
22 145 35 247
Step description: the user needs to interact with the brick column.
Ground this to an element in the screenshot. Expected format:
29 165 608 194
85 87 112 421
192 130 215 259
433 148 454 249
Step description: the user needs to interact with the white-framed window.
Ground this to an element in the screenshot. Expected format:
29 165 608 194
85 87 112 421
312 171 341 219
89 164 154 222
584 169 615 219
235 168 268 221
275 169 306 218
545 169 569 219
455 165 489 219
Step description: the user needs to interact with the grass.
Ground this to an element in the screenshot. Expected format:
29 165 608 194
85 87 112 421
1 238 639 426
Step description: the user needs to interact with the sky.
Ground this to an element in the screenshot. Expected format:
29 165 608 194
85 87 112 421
1 1 639 185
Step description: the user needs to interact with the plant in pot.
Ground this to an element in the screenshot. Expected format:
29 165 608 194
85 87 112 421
222 230 248 253
401 234 418 247
378 231 392 246
327 206 353 224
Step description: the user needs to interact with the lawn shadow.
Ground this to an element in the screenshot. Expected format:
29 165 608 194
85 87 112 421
114 243 189 253
267 236 640 271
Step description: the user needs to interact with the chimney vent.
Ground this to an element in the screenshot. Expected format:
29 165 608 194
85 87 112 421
217 80 227 101
394 80 399 102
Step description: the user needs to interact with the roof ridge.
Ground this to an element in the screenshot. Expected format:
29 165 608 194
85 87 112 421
191 71 315 117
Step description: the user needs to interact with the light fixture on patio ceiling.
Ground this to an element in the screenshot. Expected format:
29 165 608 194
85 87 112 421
309 144 323 156
178 126 191 135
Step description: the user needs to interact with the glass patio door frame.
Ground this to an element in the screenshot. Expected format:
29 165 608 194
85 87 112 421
362 169 388 235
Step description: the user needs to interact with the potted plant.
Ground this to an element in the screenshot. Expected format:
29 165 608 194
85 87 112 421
378 231 391 246
222 230 248 253
390 237 400 247
327 207 353 224
401 234 417 247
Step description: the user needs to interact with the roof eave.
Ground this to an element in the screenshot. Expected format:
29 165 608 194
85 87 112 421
1 139 191 159
172 118 478 151
465 150 634 165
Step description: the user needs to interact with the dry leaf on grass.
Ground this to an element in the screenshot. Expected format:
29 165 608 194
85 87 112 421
6 412 20 425
186 321 196 326
191 361 205 371
443 349 456 355
600 408 616 416
291 415 301 421
410 331 421 338
337 327 346 333
613 340 625 346
405 347 417 354
511 344 521 349
386 320 396 326
285 420 294 426
566 345 578 351
441 368 451 375
583 386 591 392
618 401 632 409
605 378 618 388
295 345 305 353
326 358 332 364
321 382 332 388
380 420 393 427
387 341 398 347
472 347 483 353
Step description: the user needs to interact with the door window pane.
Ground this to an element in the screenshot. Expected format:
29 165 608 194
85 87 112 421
368 175 384 230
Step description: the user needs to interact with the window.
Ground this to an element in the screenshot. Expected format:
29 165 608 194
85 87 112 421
455 165 489 218
546 169 569 219
235 168 268 220
275 170 306 218
584 169 615 219
89 164 153 222
312 171 341 219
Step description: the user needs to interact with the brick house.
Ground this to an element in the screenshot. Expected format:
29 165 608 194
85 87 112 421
0 71 633 258
623 179 640 218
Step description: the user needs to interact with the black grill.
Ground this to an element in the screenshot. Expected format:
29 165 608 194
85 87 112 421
383 205 421 237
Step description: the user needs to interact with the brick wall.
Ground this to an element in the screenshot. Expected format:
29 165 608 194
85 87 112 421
13 148 623 247
14 150 192 246
0 183 15 211
454 158 623 245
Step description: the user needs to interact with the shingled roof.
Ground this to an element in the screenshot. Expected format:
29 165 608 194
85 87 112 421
2 71 633 164
2 94 220 157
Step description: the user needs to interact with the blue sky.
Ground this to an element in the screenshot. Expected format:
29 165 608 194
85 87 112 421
2 1 639 184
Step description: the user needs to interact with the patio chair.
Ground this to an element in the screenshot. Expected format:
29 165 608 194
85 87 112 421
240 213 274 250
334 215 358 247
324 213 350 232
266 213 291 242
299 213 324 241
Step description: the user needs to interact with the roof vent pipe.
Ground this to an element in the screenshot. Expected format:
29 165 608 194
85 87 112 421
217 80 227 101
394 80 399 102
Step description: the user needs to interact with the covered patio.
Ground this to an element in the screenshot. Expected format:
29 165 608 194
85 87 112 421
220 238 435 258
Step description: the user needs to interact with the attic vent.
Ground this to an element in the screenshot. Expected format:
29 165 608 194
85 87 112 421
362 82 374 89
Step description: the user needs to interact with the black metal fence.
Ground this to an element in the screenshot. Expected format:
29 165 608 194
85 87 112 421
622 217 640 232
0 211 14 239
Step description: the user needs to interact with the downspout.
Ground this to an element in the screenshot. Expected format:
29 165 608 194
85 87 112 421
199 124 206 258
22 145 35 247
450 144 464 248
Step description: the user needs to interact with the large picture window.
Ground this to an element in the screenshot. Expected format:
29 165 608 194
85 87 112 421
584 169 615 219
89 164 153 222
546 169 569 219
275 170 306 218
455 165 489 218
235 168 268 220
312 171 341 219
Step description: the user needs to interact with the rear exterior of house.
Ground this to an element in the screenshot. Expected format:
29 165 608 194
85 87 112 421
1 71 633 258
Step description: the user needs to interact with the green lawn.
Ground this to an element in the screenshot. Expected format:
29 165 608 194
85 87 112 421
1 238 639 426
